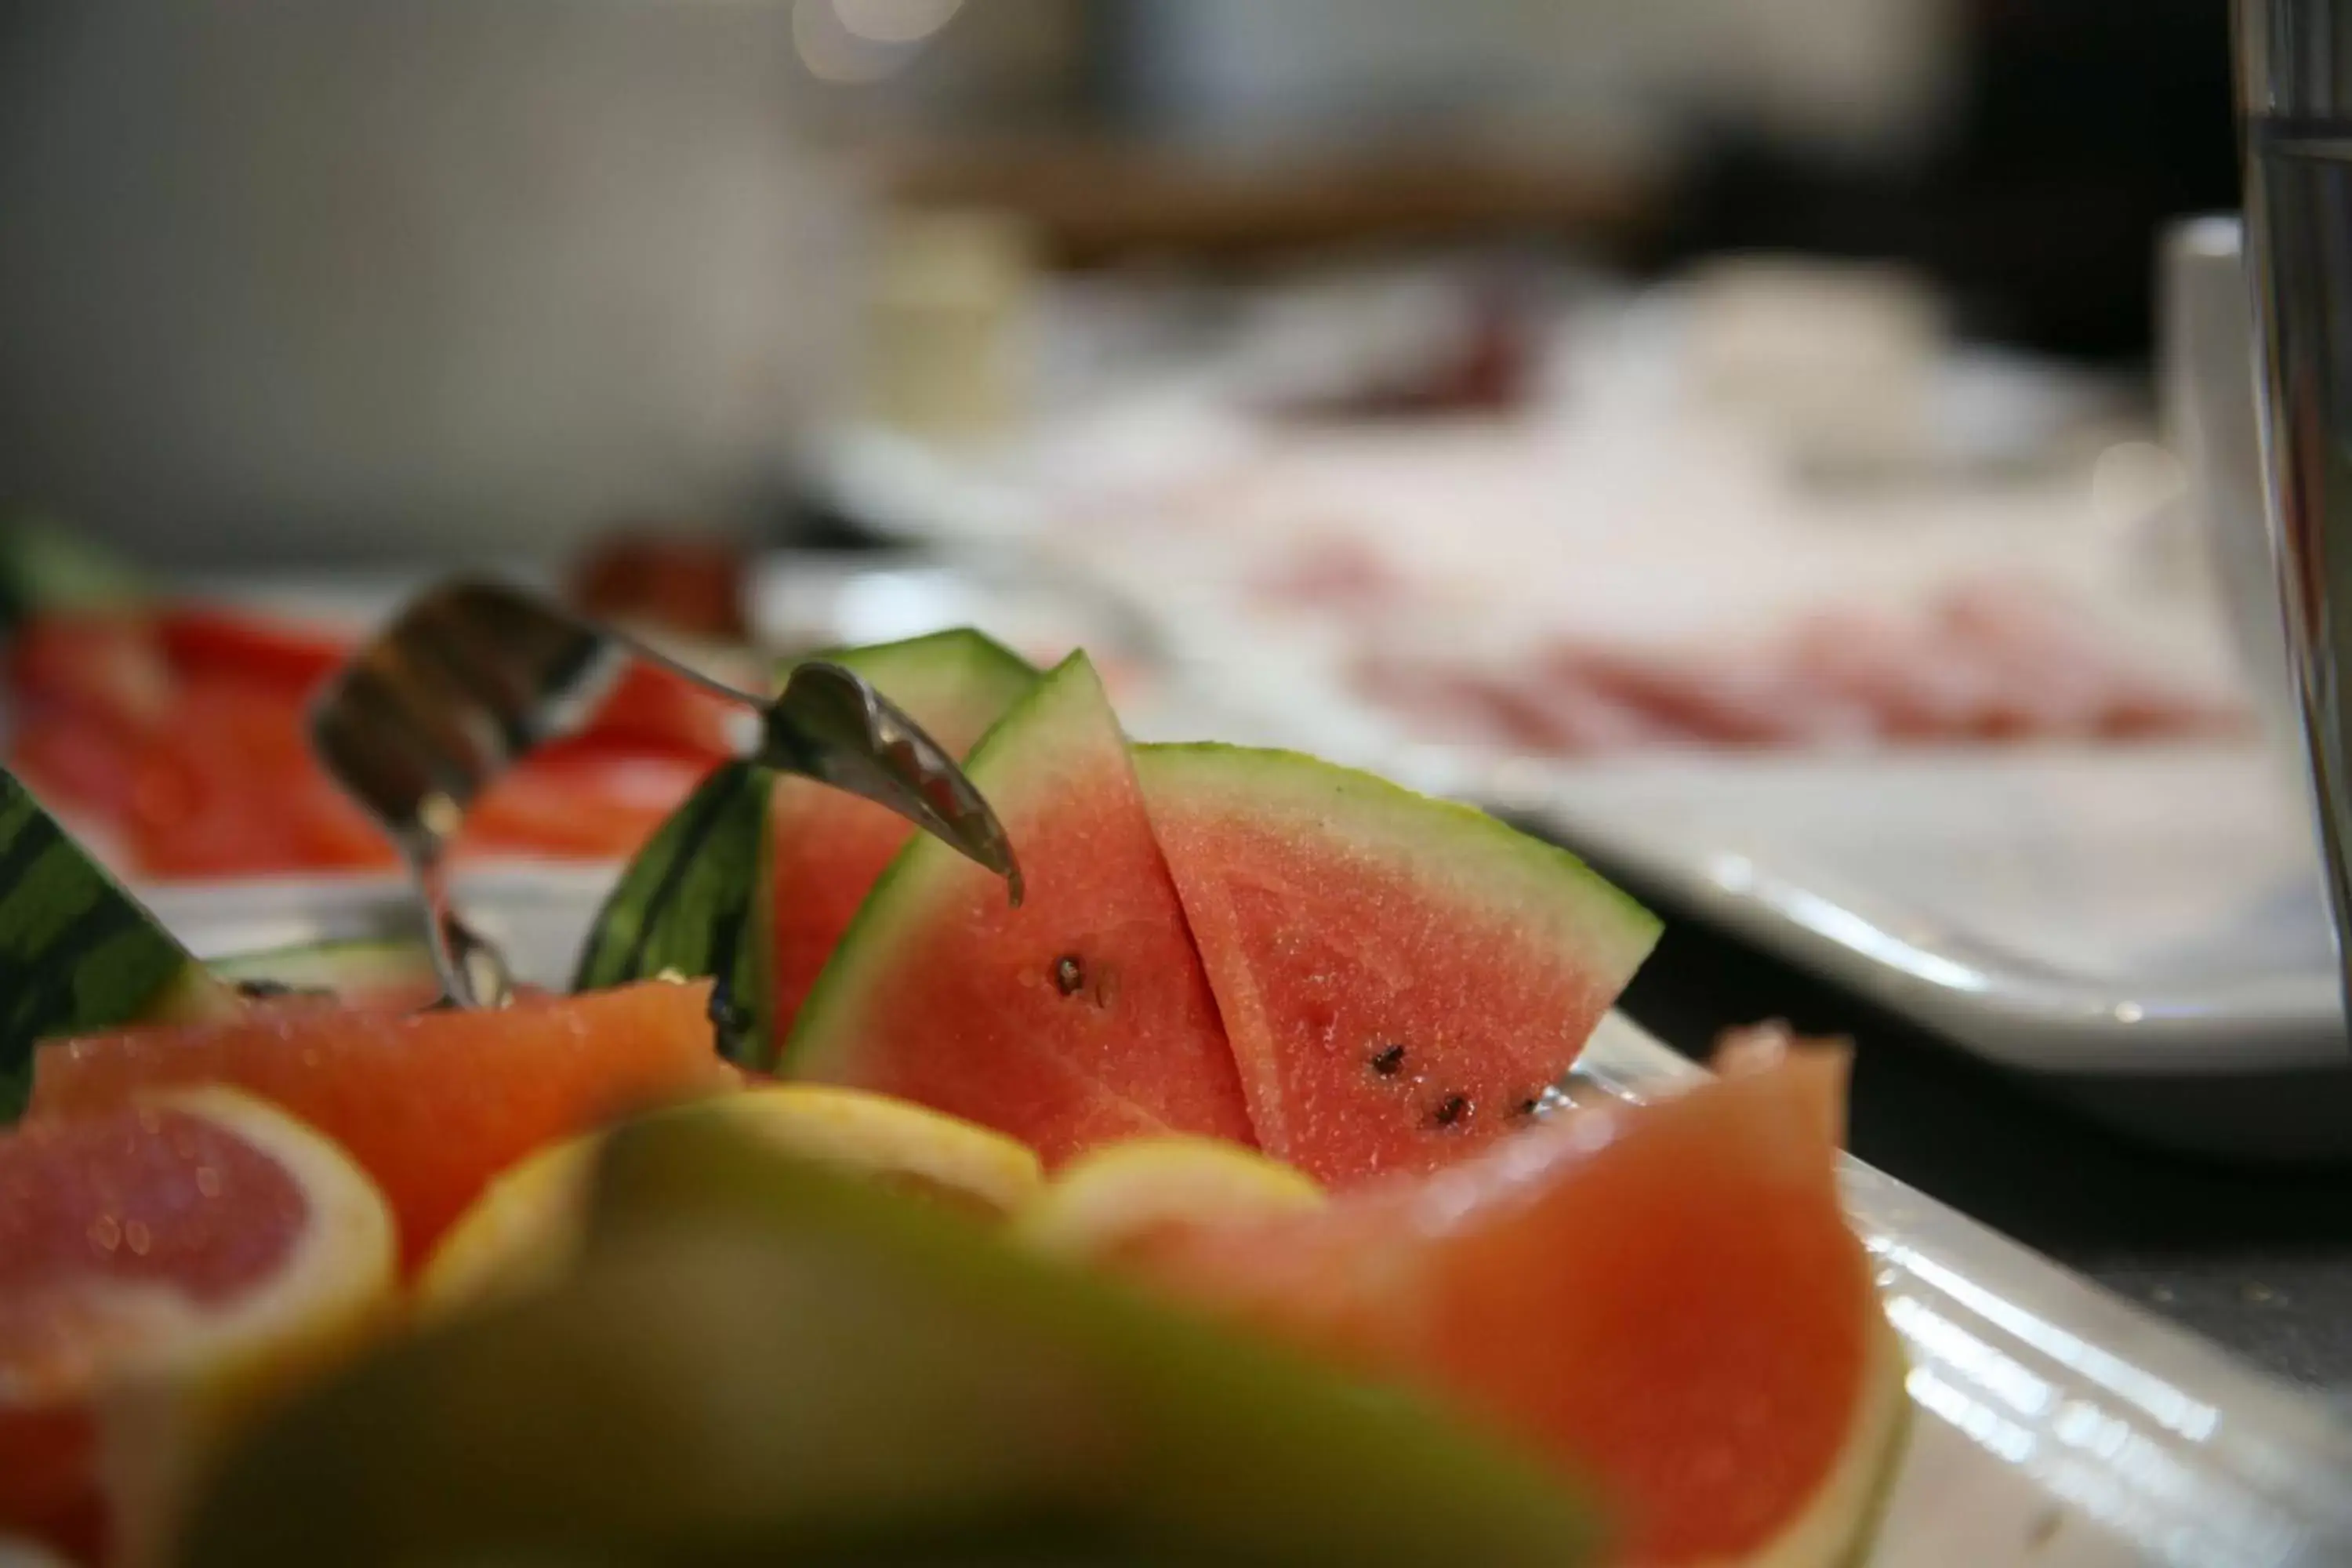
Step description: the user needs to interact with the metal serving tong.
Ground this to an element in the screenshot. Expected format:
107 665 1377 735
310 579 1021 1008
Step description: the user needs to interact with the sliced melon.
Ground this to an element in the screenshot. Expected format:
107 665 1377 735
768 630 1036 1044
1134 743 1660 1185
0 769 234 1121
181 1112 1603 1566
1014 1136 1323 1266
205 938 438 1008
572 630 1036 1069
416 1084 1044 1316
787 654 1254 1163
572 758 774 1065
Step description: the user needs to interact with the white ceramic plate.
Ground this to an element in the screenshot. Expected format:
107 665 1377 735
154 870 2352 1568
1447 741 2352 1162
1107 575 2352 1159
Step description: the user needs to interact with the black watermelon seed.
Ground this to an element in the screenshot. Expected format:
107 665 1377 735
1432 1094 1469 1128
1368 1044 1406 1076
1053 955 1086 996
1515 1097 1542 1118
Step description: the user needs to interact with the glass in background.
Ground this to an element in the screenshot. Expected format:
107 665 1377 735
2239 0 2352 1007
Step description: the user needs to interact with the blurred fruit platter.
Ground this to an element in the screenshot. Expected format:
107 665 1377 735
0 522 1156 881
3 584 2348 1566
822 263 2252 768
1350 573 2242 757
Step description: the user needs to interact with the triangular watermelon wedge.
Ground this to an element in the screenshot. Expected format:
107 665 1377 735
786 654 1254 1163
1134 743 1659 1185
0 768 236 1122
768 630 1037 1045
573 629 1035 1066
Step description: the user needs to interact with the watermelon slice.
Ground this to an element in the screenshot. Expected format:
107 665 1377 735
0 768 237 1122
787 653 1254 1163
572 630 1035 1065
573 759 776 1064
1133 743 1658 1185
768 630 1037 1046
1138 1051 1908 1568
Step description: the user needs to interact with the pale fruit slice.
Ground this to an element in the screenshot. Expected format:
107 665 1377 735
410 1135 601 1320
1015 1136 1323 1266
183 1113 1602 1566
418 1084 1044 1316
0 1087 397 1563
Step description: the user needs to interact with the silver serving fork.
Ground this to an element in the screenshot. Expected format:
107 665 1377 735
309 578 1020 1007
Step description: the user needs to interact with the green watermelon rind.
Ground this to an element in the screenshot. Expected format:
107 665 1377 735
782 650 1102 1082
572 757 774 1064
786 627 1037 731
576 627 1039 1065
1131 742 1661 987
0 768 232 1122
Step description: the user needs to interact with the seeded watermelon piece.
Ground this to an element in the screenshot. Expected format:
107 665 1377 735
767 630 1037 1047
1133 743 1659 1185
787 654 1254 1163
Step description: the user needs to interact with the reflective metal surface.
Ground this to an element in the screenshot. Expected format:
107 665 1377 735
311 579 1017 1005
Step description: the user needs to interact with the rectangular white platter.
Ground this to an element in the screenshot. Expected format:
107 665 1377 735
797 415 2352 1161
147 869 2352 1568
1049 559 2352 1163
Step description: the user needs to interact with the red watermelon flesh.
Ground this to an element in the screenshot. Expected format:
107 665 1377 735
1134 743 1659 1186
786 653 1254 1164
767 631 1037 1049
1140 1051 1906 1567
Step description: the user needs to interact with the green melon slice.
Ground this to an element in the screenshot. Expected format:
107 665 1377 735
1132 744 1660 1186
788 654 1254 1163
0 768 234 1120
182 1109 1602 1567
768 630 1037 1047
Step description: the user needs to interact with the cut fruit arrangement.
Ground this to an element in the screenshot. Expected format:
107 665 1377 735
0 522 740 880
0 617 1909 1567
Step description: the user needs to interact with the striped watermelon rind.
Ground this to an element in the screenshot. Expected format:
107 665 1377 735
0 768 234 1121
784 650 1105 1083
1128 742 1661 1178
575 629 1037 1067
573 758 774 1064
797 629 1036 736
1133 742 1659 982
